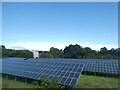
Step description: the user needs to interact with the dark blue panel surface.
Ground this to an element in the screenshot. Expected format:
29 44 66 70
1 58 118 87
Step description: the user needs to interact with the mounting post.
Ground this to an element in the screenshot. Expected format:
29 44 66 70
6 75 8 80
95 72 96 76
25 78 27 83
14 76 17 81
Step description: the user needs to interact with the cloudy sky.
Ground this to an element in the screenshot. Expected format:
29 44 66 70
2 2 118 51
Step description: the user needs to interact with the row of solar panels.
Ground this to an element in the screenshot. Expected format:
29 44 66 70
1 58 85 87
0 58 119 87
3 62 118 74
2 58 119 74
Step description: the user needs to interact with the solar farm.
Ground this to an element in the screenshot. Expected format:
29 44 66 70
0 58 119 87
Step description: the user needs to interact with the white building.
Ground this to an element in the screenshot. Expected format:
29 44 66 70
33 51 40 58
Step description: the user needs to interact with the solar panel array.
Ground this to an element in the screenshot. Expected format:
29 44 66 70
1 58 84 87
0 58 119 87
83 60 118 74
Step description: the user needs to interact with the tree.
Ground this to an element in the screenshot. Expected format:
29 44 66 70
50 47 64 58
83 47 98 59
0 45 6 49
99 47 108 59
39 75 65 89
41 51 53 58
1 45 33 58
115 48 120 59
100 47 108 54
1 45 119 60
63 44 84 58
0 45 6 57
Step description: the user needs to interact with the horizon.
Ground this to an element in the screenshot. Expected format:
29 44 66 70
2 2 118 51
2 43 119 51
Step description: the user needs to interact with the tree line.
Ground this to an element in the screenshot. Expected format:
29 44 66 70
0 44 120 59
0 45 33 58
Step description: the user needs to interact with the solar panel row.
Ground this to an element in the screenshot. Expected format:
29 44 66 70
2 58 84 86
1 58 119 87
83 60 118 74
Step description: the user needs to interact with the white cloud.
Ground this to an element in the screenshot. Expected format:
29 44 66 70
9 46 27 50
7 41 118 51
8 41 69 51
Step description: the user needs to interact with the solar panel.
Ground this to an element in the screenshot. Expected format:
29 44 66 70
1 58 119 87
2 58 85 87
83 59 118 74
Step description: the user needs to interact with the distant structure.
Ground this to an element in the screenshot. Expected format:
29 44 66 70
32 50 41 58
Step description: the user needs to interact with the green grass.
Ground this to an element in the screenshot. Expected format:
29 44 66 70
2 75 119 88
77 75 118 88
2 78 40 88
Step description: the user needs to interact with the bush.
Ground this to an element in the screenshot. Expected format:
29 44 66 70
39 75 65 89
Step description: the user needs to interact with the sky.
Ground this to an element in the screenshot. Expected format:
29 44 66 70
2 2 118 51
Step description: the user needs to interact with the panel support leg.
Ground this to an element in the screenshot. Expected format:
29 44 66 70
15 76 17 81
84 72 86 75
6 75 8 80
106 74 108 77
25 78 27 83
39 80 40 86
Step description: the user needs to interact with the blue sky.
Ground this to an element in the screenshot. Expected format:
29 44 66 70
2 2 118 51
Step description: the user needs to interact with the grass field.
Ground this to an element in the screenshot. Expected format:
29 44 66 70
2 78 40 88
2 75 119 88
77 75 118 88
